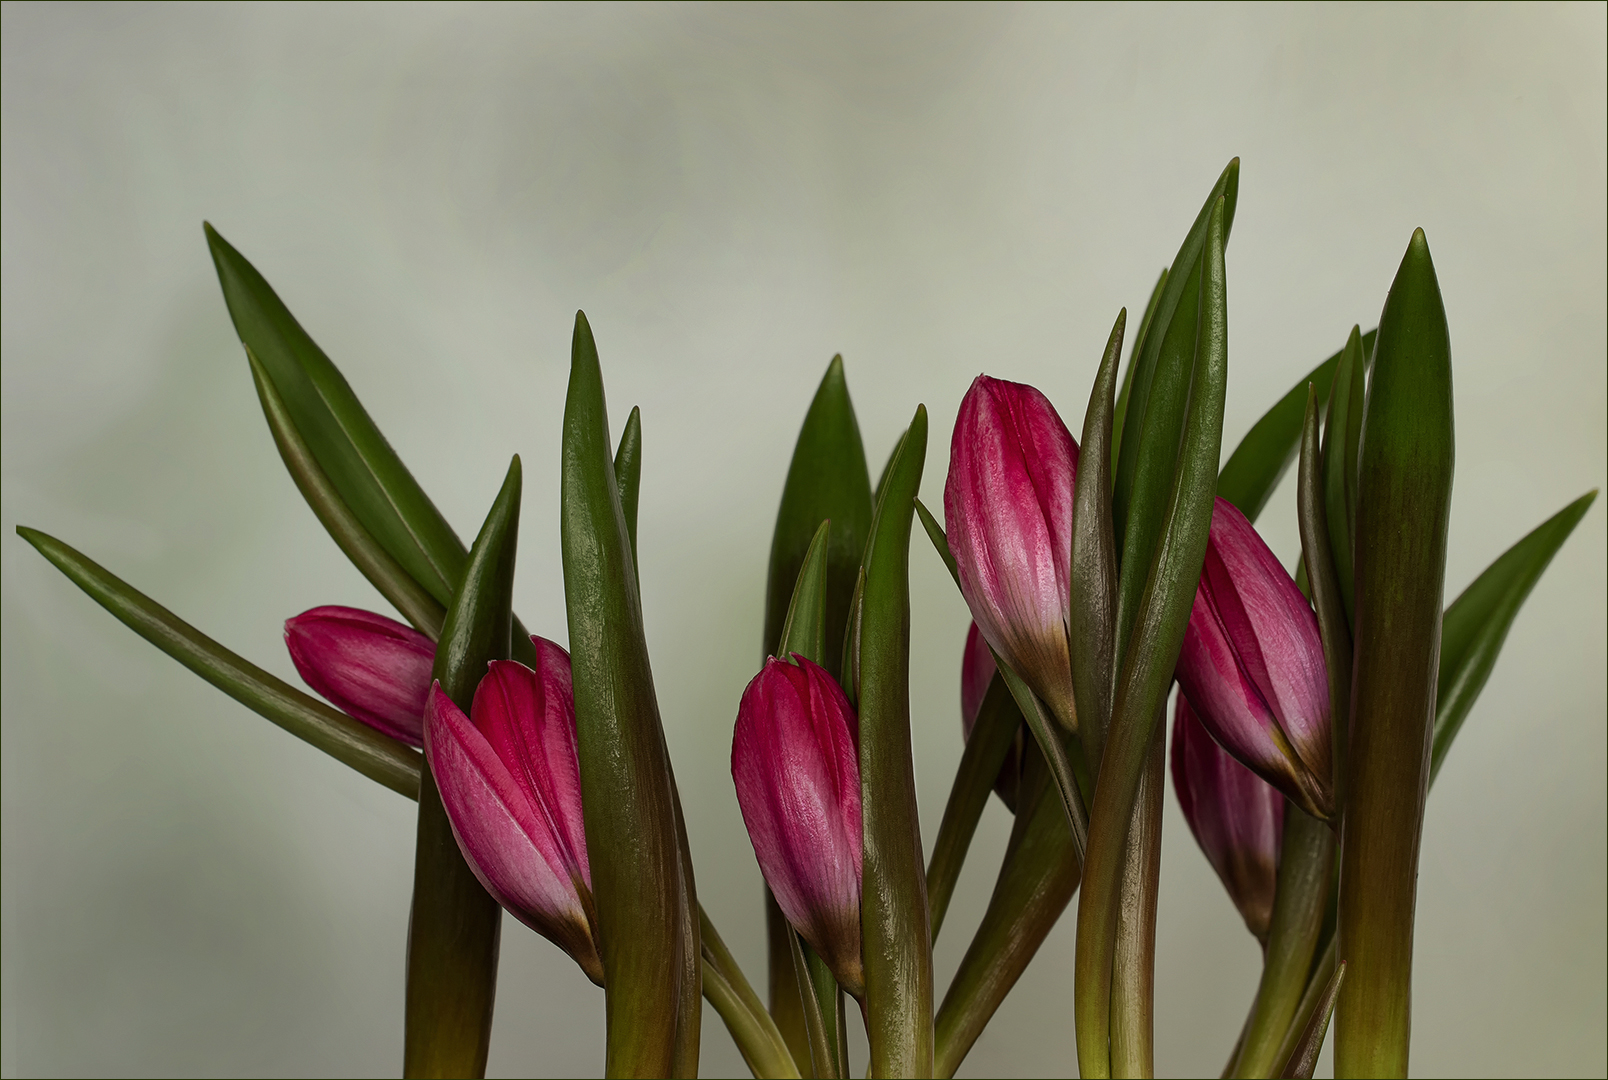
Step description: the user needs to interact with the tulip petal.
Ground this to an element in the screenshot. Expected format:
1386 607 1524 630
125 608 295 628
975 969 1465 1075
424 682 603 984
285 605 434 746
470 642 590 892
960 621 995 740
732 656 863 994
1170 691 1283 941
945 376 1080 729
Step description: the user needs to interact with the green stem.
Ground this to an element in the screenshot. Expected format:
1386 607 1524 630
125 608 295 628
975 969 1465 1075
702 910 802 1080
1233 808 1333 1078
1109 722 1164 1077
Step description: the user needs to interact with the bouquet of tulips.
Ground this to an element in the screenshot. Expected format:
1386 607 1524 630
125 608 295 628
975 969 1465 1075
18 159 1595 1079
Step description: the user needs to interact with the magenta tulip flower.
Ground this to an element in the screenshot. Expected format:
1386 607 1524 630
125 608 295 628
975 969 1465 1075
732 654 864 997
285 606 434 746
1175 497 1334 821
944 375 1080 731
1171 689 1284 942
423 636 603 985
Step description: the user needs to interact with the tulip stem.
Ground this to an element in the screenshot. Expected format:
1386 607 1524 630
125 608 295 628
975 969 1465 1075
1232 807 1333 1078
700 908 802 1080
1108 721 1164 1077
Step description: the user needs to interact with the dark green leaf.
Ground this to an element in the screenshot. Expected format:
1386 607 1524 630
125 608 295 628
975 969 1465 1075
1320 327 1371 620
1279 960 1344 1079
1337 229 1455 1078
206 224 467 604
615 406 643 571
249 350 446 639
777 521 831 665
789 928 848 1079
406 456 521 1079
1071 309 1124 771
1075 195 1229 1080
856 407 933 1078
1431 490 1597 784
17 526 422 799
1299 385 1350 818
1112 271 1167 473
561 311 695 1077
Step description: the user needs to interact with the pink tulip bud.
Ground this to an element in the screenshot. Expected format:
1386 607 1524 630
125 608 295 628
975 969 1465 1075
1171 689 1284 942
423 637 603 985
944 375 1080 731
284 606 434 746
960 620 996 742
732 654 864 997
1175 497 1334 820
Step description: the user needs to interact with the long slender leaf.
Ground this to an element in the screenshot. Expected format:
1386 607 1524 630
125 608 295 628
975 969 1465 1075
1280 962 1345 1079
249 350 446 639
206 224 467 604
562 312 694 1077
1431 490 1597 783
1216 329 1377 524
1108 725 1164 1077
615 406 643 571
1072 309 1124 771
17 526 421 798
1299 385 1353 815
856 407 933 1078
1319 327 1370 620
405 457 520 1079
933 743 1081 1079
1337 229 1455 1079
1111 159 1238 547
1075 195 1229 1079
1111 271 1167 473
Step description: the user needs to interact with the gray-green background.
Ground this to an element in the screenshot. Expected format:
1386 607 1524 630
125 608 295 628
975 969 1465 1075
3 4 1603 1077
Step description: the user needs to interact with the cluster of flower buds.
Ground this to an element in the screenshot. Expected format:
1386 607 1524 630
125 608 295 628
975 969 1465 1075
285 608 603 984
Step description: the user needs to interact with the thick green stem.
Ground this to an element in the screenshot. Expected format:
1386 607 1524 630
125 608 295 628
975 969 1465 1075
1109 722 1164 1077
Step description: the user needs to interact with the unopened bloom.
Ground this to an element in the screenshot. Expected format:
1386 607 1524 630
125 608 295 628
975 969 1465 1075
424 637 603 985
285 606 434 746
944 375 1080 731
961 621 1022 812
1171 689 1284 942
732 655 864 996
1175 498 1333 820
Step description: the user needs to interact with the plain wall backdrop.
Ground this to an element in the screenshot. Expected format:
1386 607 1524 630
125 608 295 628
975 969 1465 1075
3 4 1604 1077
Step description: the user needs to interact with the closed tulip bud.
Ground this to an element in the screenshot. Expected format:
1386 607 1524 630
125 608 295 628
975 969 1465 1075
284 606 434 746
423 637 603 985
1176 497 1334 820
732 654 864 997
944 375 1080 731
1171 690 1284 942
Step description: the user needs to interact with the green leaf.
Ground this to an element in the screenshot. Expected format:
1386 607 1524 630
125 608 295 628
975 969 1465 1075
249 349 446 639
1217 329 1377 526
765 356 874 683
16 526 422 798
205 224 467 605
615 406 643 571
1111 271 1167 474
1336 229 1455 1079
926 672 1024 942
1431 490 1597 784
1071 309 1124 770
777 521 831 665
856 407 933 1078
1279 959 1345 1079
405 456 520 1079
561 311 696 1077
1075 194 1229 1080
1320 327 1371 619
1111 158 1238 546
933 744 1081 1079
1299 385 1351 819
789 928 849 1080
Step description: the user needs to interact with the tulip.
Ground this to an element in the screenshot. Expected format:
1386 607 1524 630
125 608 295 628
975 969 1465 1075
732 654 864 996
1171 689 1284 942
944 375 1080 731
961 620 1023 811
285 605 434 746
1175 497 1334 821
423 636 603 985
